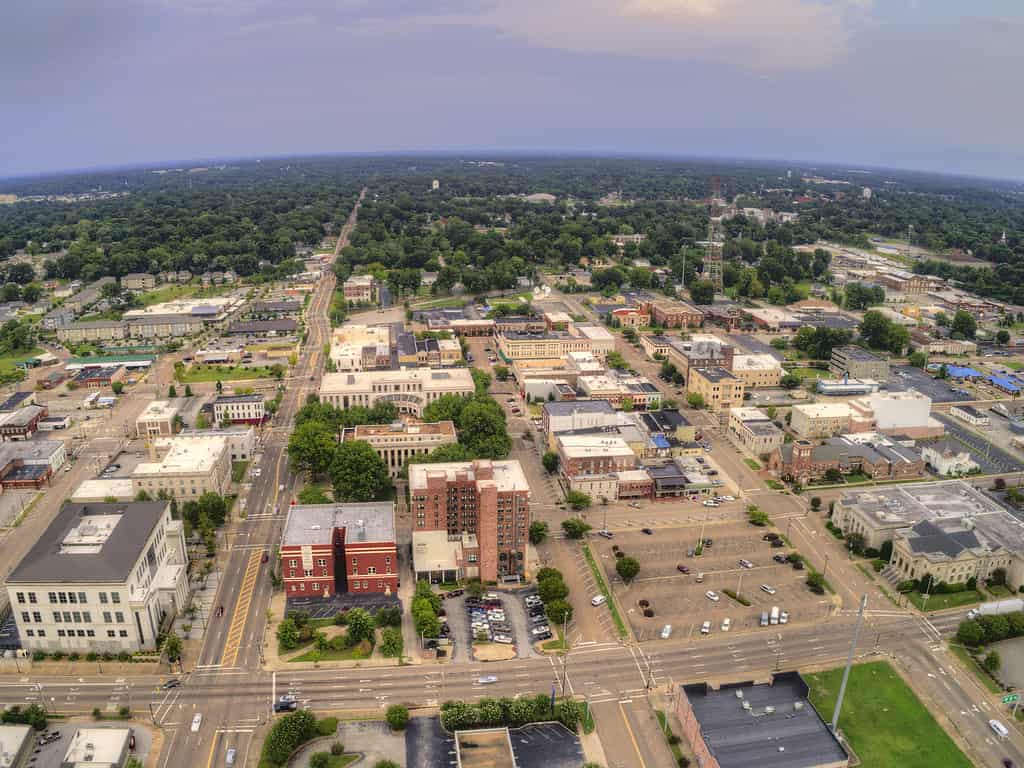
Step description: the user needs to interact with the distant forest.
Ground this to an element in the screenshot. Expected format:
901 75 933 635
1 155 1024 302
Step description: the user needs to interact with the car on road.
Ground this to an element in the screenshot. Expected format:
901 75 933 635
226 748 237 766
160 678 180 690
641 528 654 535
705 590 720 602
700 620 711 634
702 500 719 507
762 533 780 541
720 495 735 501
478 675 498 685
628 501 641 509
191 713 203 732
702 538 713 547
738 559 754 569
760 584 776 595
773 554 787 564
677 564 690 574
721 617 731 631
660 624 672 639
792 560 805 570
597 530 613 539
445 589 464 598
780 610 789 625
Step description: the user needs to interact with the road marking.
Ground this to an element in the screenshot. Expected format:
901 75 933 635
618 701 646 768
220 549 263 667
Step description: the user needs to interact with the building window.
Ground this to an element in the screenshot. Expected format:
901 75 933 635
367 567 377 575
28 593 36 604
290 560 297 568
72 612 81 623
58 593 67 604
362 581 368 589
321 568 328 576
119 630 128 638
86 630 95 637
25 630 33 637
57 630 65 637
78 592 87 604
33 612 41 623
317 559 326 567
36 630 44 638
103 612 112 623
115 612 124 623
20 612 29 623
111 593 120 603
15 593 24 604
83 612 91 623
99 592 108 604
107 630 116 638
312 583 319 591
289 569 296 577
48 592 57 604
299 583 305 591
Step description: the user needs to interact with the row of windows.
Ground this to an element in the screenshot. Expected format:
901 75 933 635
24 591 122 606
36 628 127 638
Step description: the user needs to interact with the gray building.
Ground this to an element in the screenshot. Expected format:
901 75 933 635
829 345 889 382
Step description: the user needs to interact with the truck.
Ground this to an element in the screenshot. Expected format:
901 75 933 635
966 598 1024 620
769 606 780 625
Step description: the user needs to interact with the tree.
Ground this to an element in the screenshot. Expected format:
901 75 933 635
779 373 801 390
380 627 403 657
330 441 391 502
288 421 339 478
951 310 977 339
197 492 227 527
263 710 318 766
689 280 715 305
810 497 822 512
168 384 177 398
538 575 570 603
184 384 193 397
565 492 592 511
859 310 909 354
845 532 866 556
493 365 509 381
407 443 475 465
162 632 182 663
936 311 949 327
529 521 549 545
545 598 573 625
215 380 223 394
111 381 124 394
997 329 1011 345
983 650 1002 673
990 567 1008 586
458 399 511 458
423 393 469 424
386 704 410 731
345 608 374 645
908 350 928 369
747 507 769 526
310 754 330 768
824 467 843 483
195 413 210 429
606 352 628 370
542 451 560 473
616 556 640 582
686 392 705 410
277 618 300 650
562 517 592 538
21 283 41 303
806 572 826 594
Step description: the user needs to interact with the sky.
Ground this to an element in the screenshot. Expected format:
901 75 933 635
3 0 1024 180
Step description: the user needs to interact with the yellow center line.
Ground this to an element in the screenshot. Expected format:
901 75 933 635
619 701 647 768
220 550 263 667
204 731 220 768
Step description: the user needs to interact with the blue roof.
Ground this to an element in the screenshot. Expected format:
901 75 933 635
944 365 982 379
988 375 1021 392
651 434 671 449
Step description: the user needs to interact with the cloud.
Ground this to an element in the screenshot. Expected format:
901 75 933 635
364 0 873 73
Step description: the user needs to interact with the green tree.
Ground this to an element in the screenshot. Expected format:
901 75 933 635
689 280 715 305
908 350 928 369
386 704 410 731
806 571 825 594
983 650 1001 672
373 762 400 768
779 373 801 390
162 632 182 663
184 384 193 397
406 443 475 465
197 492 227 527
545 598 573 625
262 710 318 766
538 575 570 604
330 440 391 501
616 556 640 582
951 310 977 339
542 451 560 473
277 618 300 650
168 384 177 398
810 497 822 512
111 381 124 394
423 393 469 424
493 365 509 381
458 399 511 458
956 620 984 646
310 753 330 768
997 329 1011 345
562 516 591 538
606 352 628 370
747 507 769 526
529 520 549 545
686 392 705 409
380 627 403 657
288 421 338 478
345 608 374 645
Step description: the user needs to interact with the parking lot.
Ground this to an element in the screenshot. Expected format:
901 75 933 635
442 590 541 662
888 365 970 402
932 413 1024 473
591 523 831 640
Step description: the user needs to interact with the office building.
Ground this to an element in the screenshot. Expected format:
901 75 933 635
62 727 132 768
280 502 398 598
5 501 189 652
343 420 458 476
951 404 989 427
732 354 783 389
556 434 637 477
642 299 704 328
332 324 392 371
769 436 924 485
789 403 852 439
212 394 266 425
728 407 784 456
319 367 475 416
542 400 618 448
0 405 47 441
131 435 231 498
687 367 744 413
408 460 530 582
577 373 662 410
829 345 889 382
135 400 179 438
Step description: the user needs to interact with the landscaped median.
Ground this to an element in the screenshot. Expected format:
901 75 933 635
581 543 628 638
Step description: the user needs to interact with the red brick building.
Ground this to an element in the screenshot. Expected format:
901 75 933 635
408 460 531 582
642 299 704 329
280 502 398 598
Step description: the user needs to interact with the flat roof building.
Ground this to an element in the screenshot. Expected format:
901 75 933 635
6 502 188 652
62 727 132 768
132 435 231 499
732 354 783 389
212 393 266 425
789 403 852 439
343 420 458 476
829 345 889 382
319 367 475 417
728 407 784 457
687 367 744 413
136 400 179 438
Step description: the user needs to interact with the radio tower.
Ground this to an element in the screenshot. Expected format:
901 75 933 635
703 176 725 293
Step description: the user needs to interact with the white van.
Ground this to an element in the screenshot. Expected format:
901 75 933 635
990 719 1009 738
660 624 672 639
770 606 780 625
591 595 607 607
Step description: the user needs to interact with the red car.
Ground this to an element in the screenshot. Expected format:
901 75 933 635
676 565 690 574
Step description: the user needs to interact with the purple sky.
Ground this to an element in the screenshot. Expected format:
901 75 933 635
3 1 1024 179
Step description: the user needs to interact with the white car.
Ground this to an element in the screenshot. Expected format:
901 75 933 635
705 590 720 602
700 621 711 634
721 495 735 501
478 675 498 685
591 595 607 607
660 624 672 639
721 617 731 631
760 584 777 595
739 559 754 569
702 500 719 507
531 625 551 636
191 713 203 732
780 610 789 625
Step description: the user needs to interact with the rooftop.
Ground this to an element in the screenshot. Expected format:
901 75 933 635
8 502 168 583
71 478 135 501
320 366 475 393
134 435 227 476
282 502 396 547
833 345 884 362
574 324 614 341
137 400 179 421
412 530 478 574
730 407 771 422
838 480 1008 529
543 400 616 418
455 728 517 768
683 673 848 768
409 460 530 494
213 394 264 404
792 402 851 419
639 409 691 431
556 434 634 458
351 420 457 439
0 405 44 428
733 353 781 371
63 727 131 767
691 367 738 383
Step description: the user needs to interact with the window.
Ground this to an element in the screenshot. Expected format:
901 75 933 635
321 569 328 577
76 630 84 637
36 630 44 638
72 612 81 623
103 612 112 623
299 583 305 591
352 582 360 590
83 612 91 623
115 612 124 623
53 612 62 623
15 593 24 604
289 569 296 577
289 560 297 568
377 581 383 590
28 593 36 604
57 630 65 637
352 566 358 576
367 567 377 575
317 559 326 567
119 630 128 638
107 630 116 638
111 593 120 603
312 583 319 591
362 581 368 589
58 593 67 604
33 612 41 623
20 612 29 623
99 593 108 604
78 592 87 604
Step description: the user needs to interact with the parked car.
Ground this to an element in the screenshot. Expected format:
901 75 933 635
780 610 789 625
641 528 654 535
762 533 780 541
705 591 720 602
760 584 777 595
721 617 731 632
792 560 805 571
677 564 690 574
445 589 464 598
738 559 754 569
701 621 711 634
478 675 498 685
598 530 614 539
591 595 607 607
660 624 673 639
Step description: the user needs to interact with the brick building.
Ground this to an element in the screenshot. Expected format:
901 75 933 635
642 299 704 328
687 367 744 413
769 437 924 484
280 502 398 598
408 460 531 582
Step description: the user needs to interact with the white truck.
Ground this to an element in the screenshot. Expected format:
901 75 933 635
966 598 1024 620
769 606 780 625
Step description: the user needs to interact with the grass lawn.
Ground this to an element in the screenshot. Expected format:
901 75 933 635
904 589 983 612
137 283 230 307
581 544 628 638
805 661 972 768
0 347 43 376
412 296 466 310
1003 360 1024 371
743 458 761 471
176 363 280 382
786 366 825 380
542 624 570 653
325 756 359 768
987 584 1013 598
288 643 373 663
765 479 784 490
949 643 1003 694
231 461 249 483
654 710 686 764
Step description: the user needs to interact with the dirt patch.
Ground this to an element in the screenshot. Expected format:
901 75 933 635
473 643 517 662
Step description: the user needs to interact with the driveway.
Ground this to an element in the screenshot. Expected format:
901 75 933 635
442 593 471 664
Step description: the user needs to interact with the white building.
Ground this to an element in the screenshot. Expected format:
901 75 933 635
922 439 978 477
6 501 189 652
319 367 475 416
789 402 852 438
951 404 990 427
212 394 266 425
132 435 231 498
63 727 131 768
135 400 179 438
168 427 256 462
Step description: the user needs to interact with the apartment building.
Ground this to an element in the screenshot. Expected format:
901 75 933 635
131 435 231 499
127 315 203 339
829 345 890 382
732 354 783 389
342 420 458 476
642 299 704 328
135 401 179 438
556 435 637 477
687 367 744 413
212 394 266 425
280 502 398 598
122 273 157 291
319 367 475 417
343 275 377 304
408 460 531 582
789 402 852 438
5 501 189 653
57 320 127 344
577 374 662 410
728 407 784 456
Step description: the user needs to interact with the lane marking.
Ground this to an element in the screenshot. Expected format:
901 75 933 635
220 549 263 667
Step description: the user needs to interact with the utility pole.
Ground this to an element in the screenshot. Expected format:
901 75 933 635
831 594 868 734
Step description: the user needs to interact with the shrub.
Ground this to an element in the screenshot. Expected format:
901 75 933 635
723 589 750 606
638 599 649 607
261 710 318 766
331 742 345 756
561 517 592 538
317 716 339 737
31 651 46 662
68 653 80 661
616 557 640 582
643 608 654 618
386 704 410 731
310 754 330 768
92 707 102 719
117 651 131 662
86 652 98 662
374 762 400 768
381 627 403 658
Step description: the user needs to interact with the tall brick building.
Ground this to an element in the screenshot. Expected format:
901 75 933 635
280 502 398 598
408 460 531 581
